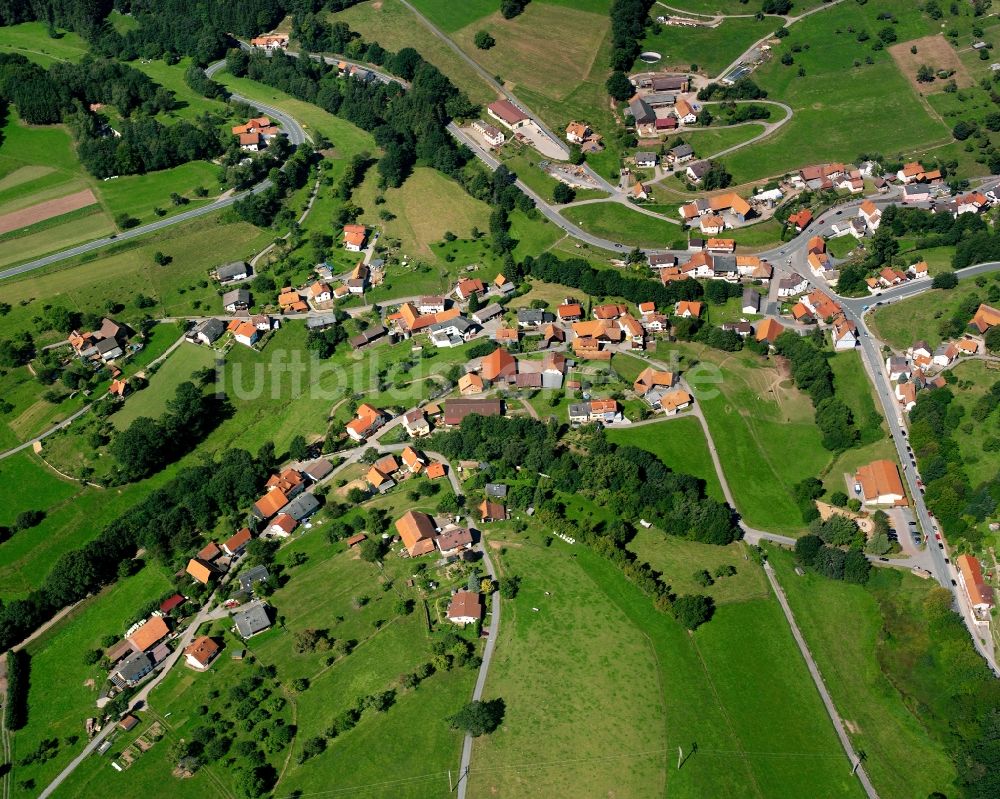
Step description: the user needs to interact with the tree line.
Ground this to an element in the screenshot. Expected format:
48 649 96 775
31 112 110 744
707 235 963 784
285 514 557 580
0 446 271 652
3 650 29 731
605 0 655 100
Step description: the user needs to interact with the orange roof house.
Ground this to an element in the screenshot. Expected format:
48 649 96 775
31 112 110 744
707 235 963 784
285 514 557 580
755 318 785 344
222 527 253 556
342 224 367 250
674 300 703 318
557 303 583 320
266 468 305 496
971 303 1000 333
128 616 170 652
401 446 425 473
346 403 384 441
660 389 693 414
480 347 517 382
426 462 447 479
254 489 289 520
395 510 437 557
956 554 994 610
478 499 507 522
788 209 813 230
186 557 216 585
458 372 485 395
633 367 675 395
184 636 220 669
855 459 906 506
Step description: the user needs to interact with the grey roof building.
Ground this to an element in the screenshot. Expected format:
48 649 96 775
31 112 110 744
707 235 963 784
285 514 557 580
283 492 320 521
485 483 508 498
232 601 272 638
110 651 153 688
517 308 554 327
222 288 251 310
472 304 503 324
192 318 226 344
239 565 270 594
671 144 694 160
217 261 249 282
628 97 655 125
306 315 336 330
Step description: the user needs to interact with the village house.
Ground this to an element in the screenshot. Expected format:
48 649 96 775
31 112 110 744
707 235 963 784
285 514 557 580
128 616 170 653
907 261 929 280
429 315 478 348
282 492 320 521
396 510 439 556
184 636 220 671
446 590 484 625
633 367 675 396
251 33 289 50
472 119 505 147
480 347 518 384
755 318 785 346
346 403 387 442
635 151 658 169
669 143 694 164
686 161 710 184
227 320 260 347
478 499 508 522
674 97 697 124
956 554 994 614
858 200 881 230
402 407 431 437
437 527 474 558
472 303 503 325
186 557 217 585
267 513 298 537
674 300 703 318
216 261 249 284
902 184 932 204
222 288 251 313
566 121 590 143
458 372 485 395
222 527 253 557
854 460 906 506
454 278 485 301
232 601 272 639
342 224 367 252
832 317 858 351
787 209 813 232
777 272 808 298
367 455 399 493
897 161 941 184
419 296 448 314
970 303 1000 333
278 288 308 313
110 651 154 688
568 398 621 425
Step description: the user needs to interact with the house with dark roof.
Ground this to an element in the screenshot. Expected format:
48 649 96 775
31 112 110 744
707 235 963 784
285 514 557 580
239 565 270 594
222 288 251 313
110 651 153 688
283 492 320 521
232 601 272 638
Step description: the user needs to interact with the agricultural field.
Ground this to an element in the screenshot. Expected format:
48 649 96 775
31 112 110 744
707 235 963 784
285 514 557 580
660 342 829 534
767 547 958 799
719 1 950 184
638 16 771 78
6 564 176 793
607 416 727 502
468 532 864 798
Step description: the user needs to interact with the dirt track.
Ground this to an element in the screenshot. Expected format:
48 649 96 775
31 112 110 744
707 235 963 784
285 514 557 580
0 188 98 235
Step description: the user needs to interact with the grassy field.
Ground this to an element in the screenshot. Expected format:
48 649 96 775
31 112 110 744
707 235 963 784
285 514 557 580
638 16 771 78
335 0 495 106
132 57 231 122
354 166 490 260
451 3 609 102
406 0 495 32
97 161 220 223
867 276 997 350
664 0 826 13
0 21 88 66
669 123 767 161
719 1 950 183
662 342 829 534
561 202 675 247
0 211 116 268
767 548 957 799
469 533 863 798
628 531 768 604
607 416 726 502
828 350 884 439
7 564 175 792
112 343 219 429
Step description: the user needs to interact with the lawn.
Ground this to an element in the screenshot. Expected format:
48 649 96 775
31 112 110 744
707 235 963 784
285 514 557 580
718 1 949 184
767 547 957 799
7 564 175 793
663 342 830 534
500 151 610 204
0 451 79 529
828 350 884 441
406 0 495 32
132 57 231 122
670 123 766 161
0 363 90 450
112 342 220 429
0 210 116 269
0 21 88 66
607 415 726 502
561 201 675 247
725 217 786 251
334 0 495 105
469 533 864 798
664 0 826 13
867 276 996 350
637 16 771 78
